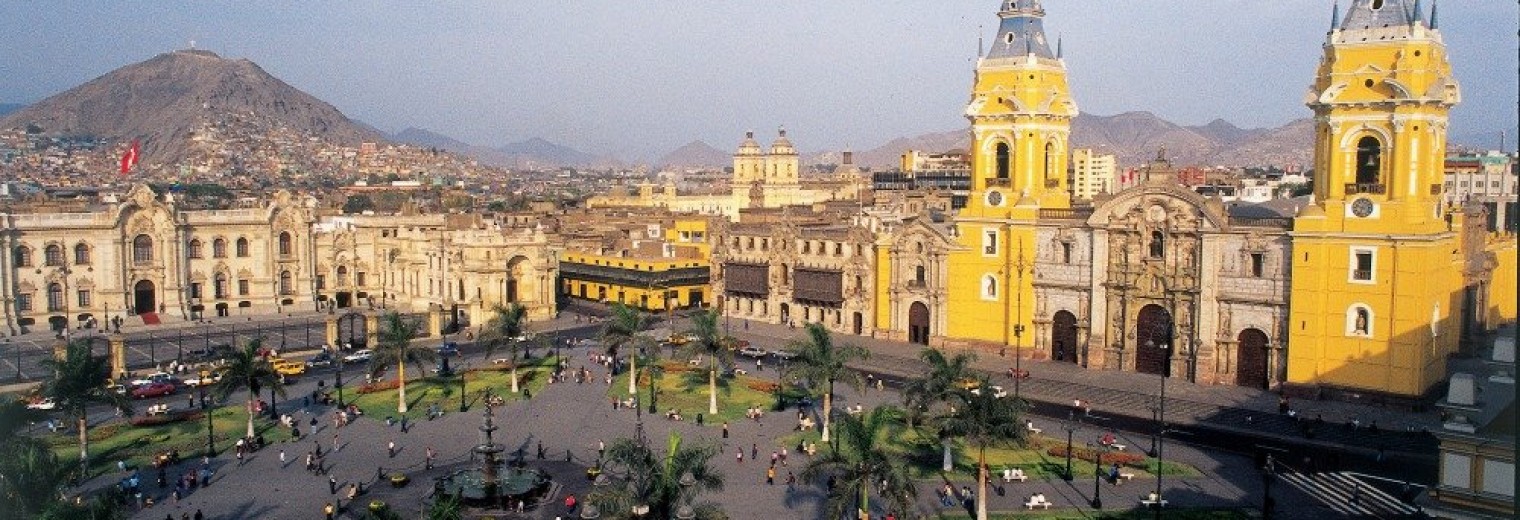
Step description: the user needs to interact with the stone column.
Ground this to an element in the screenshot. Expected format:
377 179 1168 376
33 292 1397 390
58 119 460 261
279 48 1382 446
427 305 444 337
365 312 380 347
324 314 339 347
109 334 126 379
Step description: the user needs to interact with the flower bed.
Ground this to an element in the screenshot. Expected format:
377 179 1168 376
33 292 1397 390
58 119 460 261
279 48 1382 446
129 410 205 427
746 381 781 393
388 472 409 488
1046 445 1147 467
356 380 401 394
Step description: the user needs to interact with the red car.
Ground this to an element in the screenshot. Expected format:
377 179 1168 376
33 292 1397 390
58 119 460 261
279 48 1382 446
131 382 177 399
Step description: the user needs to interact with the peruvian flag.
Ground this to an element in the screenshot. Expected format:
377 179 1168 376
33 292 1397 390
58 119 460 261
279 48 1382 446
119 140 140 175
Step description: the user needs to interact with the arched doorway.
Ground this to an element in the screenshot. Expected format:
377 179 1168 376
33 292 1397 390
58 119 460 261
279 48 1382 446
1236 328 1270 390
908 302 930 345
1134 304 1172 376
335 292 352 309
853 312 863 336
338 312 368 349
1051 310 1079 363
507 257 529 304
133 280 156 315
779 303 790 324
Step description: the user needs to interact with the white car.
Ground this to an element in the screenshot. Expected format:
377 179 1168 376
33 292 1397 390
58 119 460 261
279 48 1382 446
969 385 1008 398
183 372 222 387
25 398 56 410
738 346 769 358
130 372 177 387
342 349 373 363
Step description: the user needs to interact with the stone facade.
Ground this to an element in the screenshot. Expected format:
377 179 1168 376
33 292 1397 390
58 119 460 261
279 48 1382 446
711 209 878 336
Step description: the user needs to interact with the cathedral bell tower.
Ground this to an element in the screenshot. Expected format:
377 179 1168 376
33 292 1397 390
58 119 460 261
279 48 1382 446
962 0 1076 217
1287 0 1464 399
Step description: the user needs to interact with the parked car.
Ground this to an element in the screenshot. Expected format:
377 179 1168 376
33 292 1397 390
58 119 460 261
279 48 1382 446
305 351 334 368
131 382 177 399
738 346 769 358
129 372 178 388
25 397 56 410
183 369 224 387
771 350 799 361
956 378 981 390
969 385 1008 398
343 349 373 363
437 342 460 358
273 360 306 376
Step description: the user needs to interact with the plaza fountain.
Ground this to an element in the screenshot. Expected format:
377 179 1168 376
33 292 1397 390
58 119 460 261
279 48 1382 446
433 398 550 510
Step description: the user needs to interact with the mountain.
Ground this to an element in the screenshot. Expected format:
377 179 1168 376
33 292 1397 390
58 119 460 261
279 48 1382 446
495 137 599 168
0 49 386 164
391 127 476 152
841 112 1312 170
0 103 22 118
657 140 729 169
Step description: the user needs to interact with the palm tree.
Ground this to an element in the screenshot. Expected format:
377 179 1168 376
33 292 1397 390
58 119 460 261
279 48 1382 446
780 323 869 442
587 433 725 520
0 400 70 520
212 337 284 440
800 405 917 519
901 348 977 471
600 304 650 396
938 375 1025 520
38 340 133 477
682 309 733 415
372 311 433 414
421 493 462 520
481 303 528 393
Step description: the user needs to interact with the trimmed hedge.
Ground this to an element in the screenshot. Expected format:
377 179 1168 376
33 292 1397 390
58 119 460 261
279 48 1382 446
130 410 205 427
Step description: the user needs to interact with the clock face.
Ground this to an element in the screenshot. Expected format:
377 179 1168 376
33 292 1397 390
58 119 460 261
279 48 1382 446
986 190 1004 207
1351 198 1375 218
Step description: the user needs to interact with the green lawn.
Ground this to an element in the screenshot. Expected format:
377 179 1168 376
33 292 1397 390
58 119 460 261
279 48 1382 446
606 361 816 426
348 355 558 418
777 422 1198 482
43 402 278 478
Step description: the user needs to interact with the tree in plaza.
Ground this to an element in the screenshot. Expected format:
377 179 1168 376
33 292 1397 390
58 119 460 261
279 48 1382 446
779 323 869 443
902 348 977 471
0 400 70 520
212 337 285 440
599 304 651 396
587 433 726 520
421 493 462 520
38 340 134 478
371 311 433 414
800 405 917 519
481 303 528 393
937 375 1025 520
682 309 733 415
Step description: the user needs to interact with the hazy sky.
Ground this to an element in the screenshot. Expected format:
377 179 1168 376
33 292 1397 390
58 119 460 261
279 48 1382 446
2 1 1514 159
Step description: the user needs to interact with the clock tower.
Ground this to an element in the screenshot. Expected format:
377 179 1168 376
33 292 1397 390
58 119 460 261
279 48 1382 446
946 0 1075 350
1286 0 1464 399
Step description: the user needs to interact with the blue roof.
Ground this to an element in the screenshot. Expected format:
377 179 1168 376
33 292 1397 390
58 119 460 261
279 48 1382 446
986 0 1055 60
1341 0 1414 30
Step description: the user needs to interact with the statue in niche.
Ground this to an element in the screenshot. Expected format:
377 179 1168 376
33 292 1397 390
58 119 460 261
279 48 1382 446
1354 308 1370 335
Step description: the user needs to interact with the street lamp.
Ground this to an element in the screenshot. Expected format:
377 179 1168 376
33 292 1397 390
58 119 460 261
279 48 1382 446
334 351 346 408
201 385 215 457
1062 411 1081 481
1262 454 1276 519
459 362 469 412
1146 332 1172 519
1090 440 1106 509
1012 323 1025 399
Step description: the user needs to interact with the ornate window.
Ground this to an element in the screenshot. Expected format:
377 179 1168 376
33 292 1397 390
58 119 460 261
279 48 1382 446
279 271 294 295
278 232 293 257
44 245 63 267
1346 305 1374 337
214 273 228 299
16 293 32 312
337 266 349 286
235 237 249 257
238 279 250 296
1061 242 1073 264
132 235 153 265
212 238 227 258
981 274 998 300
1148 231 1165 259
1354 136 1382 186
13 245 32 267
1250 253 1265 278
915 265 926 284
995 142 1010 179
983 229 999 256
1044 142 1056 184
73 243 90 265
188 239 203 259
47 283 64 312
77 289 91 307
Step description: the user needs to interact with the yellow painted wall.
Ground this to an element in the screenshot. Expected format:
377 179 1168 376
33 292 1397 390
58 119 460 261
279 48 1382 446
873 241 893 336
1488 238 1518 328
1287 21 1464 397
559 252 711 311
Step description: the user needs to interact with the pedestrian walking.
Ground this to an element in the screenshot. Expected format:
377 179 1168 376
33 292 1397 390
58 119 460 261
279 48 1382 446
279 449 286 466
780 447 788 466
324 502 336 520
736 449 743 463
766 466 775 485
770 451 778 465
194 510 204 520
426 446 435 470
537 441 545 459
334 433 341 452
786 471 796 490
388 440 396 458
598 440 605 459
722 422 729 439
751 444 758 460
329 475 338 494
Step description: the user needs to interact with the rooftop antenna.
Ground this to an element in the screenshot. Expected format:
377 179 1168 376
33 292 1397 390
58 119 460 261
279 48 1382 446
977 24 984 58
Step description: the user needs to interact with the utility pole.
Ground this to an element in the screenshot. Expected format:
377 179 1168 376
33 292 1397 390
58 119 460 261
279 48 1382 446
1012 238 1030 400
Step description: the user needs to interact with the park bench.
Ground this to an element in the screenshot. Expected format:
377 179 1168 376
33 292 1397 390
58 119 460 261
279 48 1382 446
147 404 171 416
1024 494 1051 509
1026 421 1043 435
1140 494 1168 508
1002 468 1028 482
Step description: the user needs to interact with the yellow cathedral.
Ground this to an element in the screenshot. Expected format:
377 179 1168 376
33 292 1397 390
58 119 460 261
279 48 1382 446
1286 0 1467 398
929 0 1510 401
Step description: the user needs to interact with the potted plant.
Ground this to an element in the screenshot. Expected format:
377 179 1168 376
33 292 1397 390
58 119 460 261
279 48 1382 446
368 499 387 512
389 472 409 488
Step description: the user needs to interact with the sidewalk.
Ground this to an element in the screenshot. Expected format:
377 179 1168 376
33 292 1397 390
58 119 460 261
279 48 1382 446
725 316 1441 455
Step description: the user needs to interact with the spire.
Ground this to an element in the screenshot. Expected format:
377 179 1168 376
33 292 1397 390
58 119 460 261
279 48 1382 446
1411 0 1424 25
1056 34 1063 59
1428 0 1438 29
1331 0 1341 31
986 0 1055 60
